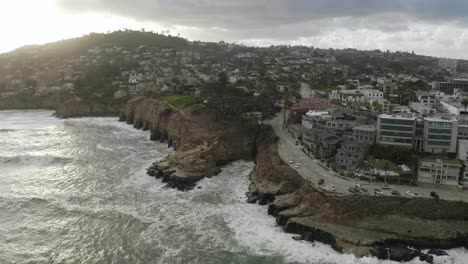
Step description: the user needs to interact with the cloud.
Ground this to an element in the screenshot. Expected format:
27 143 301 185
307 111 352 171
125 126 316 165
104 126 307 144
56 0 468 59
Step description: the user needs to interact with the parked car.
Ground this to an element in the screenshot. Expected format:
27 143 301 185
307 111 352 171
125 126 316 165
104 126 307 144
406 191 415 197
348 187 356 193
294 164 300 169
318 179 324 186
355 183 362 188
382 184 391 190
360 188 368 193
288 160 295 164
430 191 440 199
330 186 336 192
374 189 384 196
391 190 401 196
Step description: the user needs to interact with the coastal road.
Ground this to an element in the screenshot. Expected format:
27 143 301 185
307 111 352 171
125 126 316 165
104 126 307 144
269 110 468 202
269 110 352 194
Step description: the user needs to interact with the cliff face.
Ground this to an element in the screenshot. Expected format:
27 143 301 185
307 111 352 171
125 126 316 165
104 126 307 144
120 97 256 190
55 97 124 118
0 93 63 110
249 126 468 262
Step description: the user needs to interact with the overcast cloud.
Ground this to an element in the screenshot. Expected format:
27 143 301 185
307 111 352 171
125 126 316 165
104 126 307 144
57 0 468 59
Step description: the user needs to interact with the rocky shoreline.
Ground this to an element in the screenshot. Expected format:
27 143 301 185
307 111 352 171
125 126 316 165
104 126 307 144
119 96 257 190
47 97 468 263
248 126 468 263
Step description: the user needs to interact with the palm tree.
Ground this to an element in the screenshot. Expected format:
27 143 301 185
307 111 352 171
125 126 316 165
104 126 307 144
382 160 390 185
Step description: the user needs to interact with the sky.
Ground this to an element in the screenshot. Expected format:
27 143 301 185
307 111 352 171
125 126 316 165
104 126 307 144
1 0 468 59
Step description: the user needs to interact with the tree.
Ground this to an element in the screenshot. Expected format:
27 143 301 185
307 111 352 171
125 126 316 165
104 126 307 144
462 97 468 113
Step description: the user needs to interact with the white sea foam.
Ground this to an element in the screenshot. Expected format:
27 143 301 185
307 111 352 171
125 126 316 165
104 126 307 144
96 144 114 152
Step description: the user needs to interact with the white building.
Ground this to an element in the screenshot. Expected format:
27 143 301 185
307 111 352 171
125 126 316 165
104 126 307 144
418 158 461 186
302 110 332 129
330 89 383 104
423 116 458 154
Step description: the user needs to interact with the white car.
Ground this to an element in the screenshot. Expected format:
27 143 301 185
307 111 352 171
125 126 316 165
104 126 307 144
288 160 295 164
406 191 415 197
330 186 336 192
294 164 300 169
355 183 362 188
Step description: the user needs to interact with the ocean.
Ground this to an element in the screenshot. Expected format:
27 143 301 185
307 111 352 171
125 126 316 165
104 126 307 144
0 110 466 264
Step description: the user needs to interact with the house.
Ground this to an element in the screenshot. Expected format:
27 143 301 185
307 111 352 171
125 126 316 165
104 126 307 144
335 140 369 173
352 125 377 144
326 119 356 133
302 128 344 160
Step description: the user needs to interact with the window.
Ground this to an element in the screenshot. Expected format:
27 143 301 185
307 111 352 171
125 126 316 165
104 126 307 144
381 125 413 131
381 118 414 126
427 141 451 146
428 122 452 129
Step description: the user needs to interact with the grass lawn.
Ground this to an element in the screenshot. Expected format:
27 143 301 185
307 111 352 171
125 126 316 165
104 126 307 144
161 95 195 108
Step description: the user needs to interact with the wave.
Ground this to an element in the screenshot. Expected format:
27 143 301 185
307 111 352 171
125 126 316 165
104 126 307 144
96 144 114 152
0 154 69 166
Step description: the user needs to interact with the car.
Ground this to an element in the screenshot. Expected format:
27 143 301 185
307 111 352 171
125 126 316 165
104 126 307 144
348 187 356 193
330 186 336 192
391 190 401 196
294 164 300 169
318 179 325 186
382 184 391 190
430 191 440 199
296 162 300 166
355 183 362 188
406 191 415 197
360 188 368 193
288 160 295 164
374 189 384 196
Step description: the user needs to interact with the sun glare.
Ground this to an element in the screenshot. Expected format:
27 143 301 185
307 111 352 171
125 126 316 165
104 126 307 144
0 0 143 53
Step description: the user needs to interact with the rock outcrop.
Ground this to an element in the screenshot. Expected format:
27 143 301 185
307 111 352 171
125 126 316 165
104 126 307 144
120 97 256 190
249 126 468 263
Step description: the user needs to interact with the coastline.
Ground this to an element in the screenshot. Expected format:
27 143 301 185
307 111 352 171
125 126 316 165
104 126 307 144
117 98 468 263
4 98 467 263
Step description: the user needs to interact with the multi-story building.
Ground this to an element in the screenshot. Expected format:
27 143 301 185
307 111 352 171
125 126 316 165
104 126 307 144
302 128 344 159
326 119 356 133
335 140 369 172
416 91 437 104
353 125 377 144
377 114 416 147
422 116 458 154
330 89 383 104
457 139 468 188
301 110 332 129
377 114 458 154
334 90 365 103
418 158 461 186
438 79 468 94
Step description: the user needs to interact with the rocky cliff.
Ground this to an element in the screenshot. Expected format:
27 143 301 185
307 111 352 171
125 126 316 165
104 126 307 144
120 97 256 190
248 126 468 263
55 97 124 118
